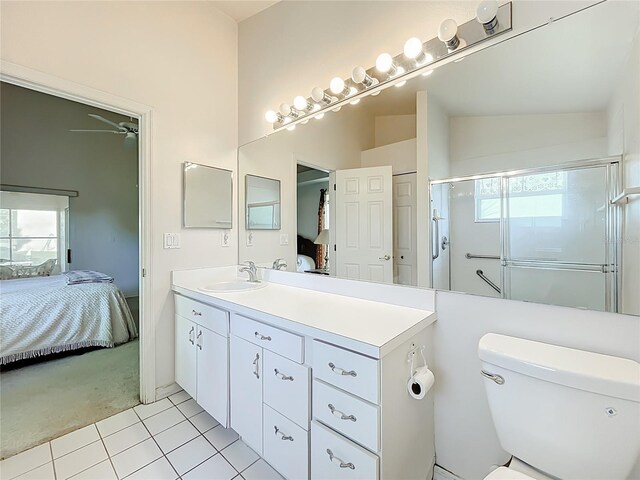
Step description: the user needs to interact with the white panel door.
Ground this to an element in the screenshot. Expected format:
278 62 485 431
230 335 263 455
196 326 229 427
393 173 417 286
335 166 393 283
175 315 197 400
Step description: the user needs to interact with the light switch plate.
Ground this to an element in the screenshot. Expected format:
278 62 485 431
221 230 230 247
280 233 289 246
246 232 253 247
164 233 181 249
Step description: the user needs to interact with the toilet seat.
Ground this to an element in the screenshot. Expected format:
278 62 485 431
484 467 536 480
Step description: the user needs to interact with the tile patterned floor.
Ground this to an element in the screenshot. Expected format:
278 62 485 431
0 391 284 480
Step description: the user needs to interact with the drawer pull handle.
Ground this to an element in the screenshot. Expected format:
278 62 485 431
326 449 355 470
196 330 202 350
328 362 357 377
188 326 195 345
328 404 357 422
254 331 272 341
192 309 202 316
274 369 294 381
274 426 293 441
253 353 260 379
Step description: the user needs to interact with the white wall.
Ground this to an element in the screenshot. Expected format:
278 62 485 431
449 112 608 177
0 1 238 393
1 82 139 295
608 30 640 317
361 138 416 175
374 114 416 147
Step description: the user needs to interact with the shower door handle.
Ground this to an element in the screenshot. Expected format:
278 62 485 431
432 215 440 260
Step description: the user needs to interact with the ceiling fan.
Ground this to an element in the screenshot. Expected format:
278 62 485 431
70 114 138 146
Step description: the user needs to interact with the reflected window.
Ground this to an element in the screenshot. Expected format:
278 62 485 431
475 172 566 222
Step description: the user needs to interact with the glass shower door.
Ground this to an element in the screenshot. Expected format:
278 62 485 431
502 164 618 311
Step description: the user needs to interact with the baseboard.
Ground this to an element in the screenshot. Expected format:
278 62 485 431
155 382 181 401
434 465 464 480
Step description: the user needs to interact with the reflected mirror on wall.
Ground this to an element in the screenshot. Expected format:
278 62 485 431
237 0 639 316
183 162 232 228
245 174 281 230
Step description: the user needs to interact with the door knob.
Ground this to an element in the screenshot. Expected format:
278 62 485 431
379 254 391 261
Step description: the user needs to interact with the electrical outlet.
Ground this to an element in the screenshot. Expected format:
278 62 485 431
163 233 181 249
246 232 254 247
280 233 289 246
221 230 230 247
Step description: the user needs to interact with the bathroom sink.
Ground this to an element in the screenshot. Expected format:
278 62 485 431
199 280 267 293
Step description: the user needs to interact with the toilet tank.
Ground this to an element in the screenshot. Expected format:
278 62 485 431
478 333 640 480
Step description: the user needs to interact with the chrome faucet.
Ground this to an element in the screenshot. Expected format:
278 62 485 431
272 258 287 270
239 261 259 283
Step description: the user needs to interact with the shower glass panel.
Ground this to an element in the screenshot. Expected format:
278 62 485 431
503 163 618 311
430 160 619 312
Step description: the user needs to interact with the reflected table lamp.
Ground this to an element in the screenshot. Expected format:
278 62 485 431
314 229 330 271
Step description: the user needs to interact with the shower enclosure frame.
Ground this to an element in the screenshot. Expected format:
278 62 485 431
429 155 622 312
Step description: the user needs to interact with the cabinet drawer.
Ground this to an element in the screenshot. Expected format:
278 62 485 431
263 405 309 480
311 421 378 480
175 295 228 337
232 315 303 363
313 380 379 453
312 341 379 404
264 351 310 430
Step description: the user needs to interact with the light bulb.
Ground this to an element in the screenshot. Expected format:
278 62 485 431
315 112 325 120
403 37 423 59
311 87 332 105
477 0 499 32
352 66 378 90
375 53 396 74
422 69 434 77
286 124 296 131
279 103 291 116
293 95 309 111
265 110 279 123
476 0 498 24
438 19 460 50
330 77 348 96
394 80 406 88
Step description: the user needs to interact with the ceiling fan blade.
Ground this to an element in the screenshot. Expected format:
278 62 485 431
88 114 126 131
70 129 124 134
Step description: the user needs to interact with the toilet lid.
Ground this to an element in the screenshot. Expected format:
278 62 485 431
484 467 536 480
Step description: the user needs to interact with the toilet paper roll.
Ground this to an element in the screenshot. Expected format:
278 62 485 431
407 366 435 400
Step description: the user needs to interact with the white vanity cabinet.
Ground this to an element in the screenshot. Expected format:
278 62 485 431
172 271 436 480
174 295 229 426
230 313 311 478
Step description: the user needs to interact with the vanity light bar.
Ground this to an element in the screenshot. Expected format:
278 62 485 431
266 1 511 132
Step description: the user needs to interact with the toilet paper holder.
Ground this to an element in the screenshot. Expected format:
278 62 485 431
407 344 428 375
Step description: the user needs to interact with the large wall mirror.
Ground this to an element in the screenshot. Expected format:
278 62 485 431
238 1 640 316
183 162 232 228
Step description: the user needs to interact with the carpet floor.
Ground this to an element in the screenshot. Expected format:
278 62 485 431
0 340 140 460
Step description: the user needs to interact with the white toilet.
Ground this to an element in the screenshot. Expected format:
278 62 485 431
478 333 640 480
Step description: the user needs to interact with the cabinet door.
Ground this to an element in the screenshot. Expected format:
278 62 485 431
196 326 229 427
175 315 197 399
230 335 263 454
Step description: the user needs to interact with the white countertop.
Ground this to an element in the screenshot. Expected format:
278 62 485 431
172 268 436 358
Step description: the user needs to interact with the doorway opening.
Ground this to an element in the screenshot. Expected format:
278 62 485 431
296 163 331 275
0 81 143 459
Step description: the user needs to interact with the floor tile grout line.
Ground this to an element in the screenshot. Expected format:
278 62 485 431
218 439 243 475
122 407 180 480
50 442 57 480
95 424 119 480
153 420 202 456
173 451 217 479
